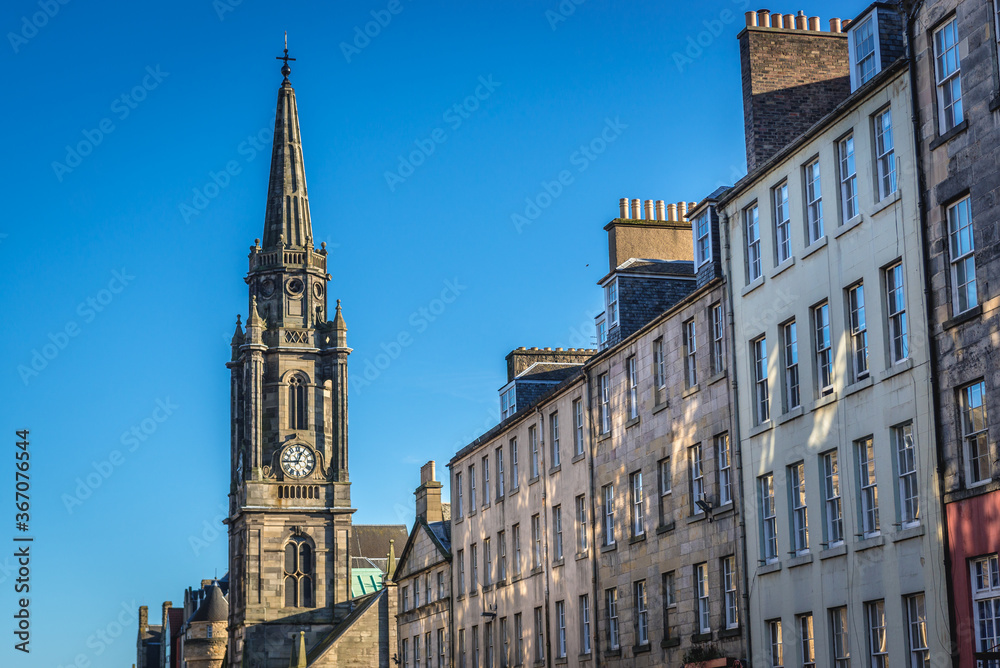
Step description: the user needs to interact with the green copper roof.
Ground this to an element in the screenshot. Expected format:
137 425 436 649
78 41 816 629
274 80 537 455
351 569 384 597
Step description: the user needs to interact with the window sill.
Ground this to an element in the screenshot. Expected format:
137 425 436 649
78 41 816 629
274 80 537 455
632 643 652 655
757 560 781 575
549 464 562 476
741 275 765 297
656 520 676 535
575 550 589 561
468 509 477 517
482 500 491 510
929 118 968 150
878 357 913 382
747 420 773 438
843 375 873 398
686 513 707 525
600 542 617 553
719 627 741 639
661 637 681 649
454 515 464 524
554 658 568 666
509 485 520 496
855 534 885 551
629 533 647 545
802 235 828 259
571 452 586 464
577 652 593 661
812 391 838 411
597 432 612 444
528 476 539 487
552 557 564 568
787 552 814 569
819 543 847 560
770 256 795 279
682 384 700 399
482 583 493 592
496 578 507 588
834 214 864 239
530 566 544 576
892 524 925 543
470 589 479 597
652 400 670 415
944 304 983 330
625 416 641 429
872 189 901 216
706 370 727 387
604 648 622 658
691 632 714 643
777 406 804 425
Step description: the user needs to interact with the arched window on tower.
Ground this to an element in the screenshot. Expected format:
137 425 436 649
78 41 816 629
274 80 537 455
288 375 307 430
283 536 315 608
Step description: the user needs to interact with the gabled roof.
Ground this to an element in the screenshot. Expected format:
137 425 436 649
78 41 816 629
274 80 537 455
350 524 407 561
307 589 385 664
394 517 452 580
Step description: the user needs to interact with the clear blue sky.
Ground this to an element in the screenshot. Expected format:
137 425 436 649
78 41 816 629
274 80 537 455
0 0 865 665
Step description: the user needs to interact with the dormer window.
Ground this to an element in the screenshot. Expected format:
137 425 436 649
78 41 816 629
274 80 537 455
596 315 608 351
606 279 619 327
848 13 881 91
500 386 516 421
694 210 711 267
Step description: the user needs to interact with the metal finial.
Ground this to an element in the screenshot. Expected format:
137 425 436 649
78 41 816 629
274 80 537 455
276 32 296 80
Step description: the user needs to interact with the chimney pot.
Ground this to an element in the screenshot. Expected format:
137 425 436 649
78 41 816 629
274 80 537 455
619 198 628 219
746 11 757 26
678 202 688 220
757 9 770 27
784 14 795 29
666 203 678 222
796 13 807 29
631 199 641 220
808 16 820 31
655 200 666 221
829 17 841 32
644 199 654 220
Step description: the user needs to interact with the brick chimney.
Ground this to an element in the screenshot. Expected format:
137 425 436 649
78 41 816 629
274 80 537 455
415 461 443 524
739 9 850 171
138 605 148 636
161 601 172 628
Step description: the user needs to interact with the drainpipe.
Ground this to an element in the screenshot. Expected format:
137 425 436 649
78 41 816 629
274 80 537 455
905 6 957 667
536 405 553 668
721 209 753 665
585 368 602 668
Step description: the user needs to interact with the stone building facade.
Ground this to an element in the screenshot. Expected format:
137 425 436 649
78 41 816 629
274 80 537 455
909 0 1000 665
395 462 453 668
718 7 949 668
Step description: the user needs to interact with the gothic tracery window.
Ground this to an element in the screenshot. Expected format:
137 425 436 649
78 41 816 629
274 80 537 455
288 375 307 430
284 537 314 608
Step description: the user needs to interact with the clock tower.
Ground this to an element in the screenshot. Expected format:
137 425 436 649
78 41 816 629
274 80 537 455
225 46 354 667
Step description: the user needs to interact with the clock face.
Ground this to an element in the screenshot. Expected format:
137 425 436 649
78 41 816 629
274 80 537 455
280 445 315 478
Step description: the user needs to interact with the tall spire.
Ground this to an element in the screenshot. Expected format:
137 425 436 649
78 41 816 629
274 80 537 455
262 37 312 250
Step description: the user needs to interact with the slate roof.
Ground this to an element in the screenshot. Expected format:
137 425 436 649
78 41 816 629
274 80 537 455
350 524 407 560
514 362 585 382
428 520 451 552
615 258 695 276
188 584 228 623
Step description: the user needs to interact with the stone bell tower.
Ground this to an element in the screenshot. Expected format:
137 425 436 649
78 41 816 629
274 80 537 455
225 42 354 668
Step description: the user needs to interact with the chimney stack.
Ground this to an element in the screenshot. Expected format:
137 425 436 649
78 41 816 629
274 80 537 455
139 606 149 636
161 601 172 628
415 461 444 524
740 8 850 171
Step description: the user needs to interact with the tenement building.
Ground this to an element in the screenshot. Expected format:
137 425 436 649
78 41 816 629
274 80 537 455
395 462 453 668
590 193 744 666
718 7 949 668
909 0 1000 665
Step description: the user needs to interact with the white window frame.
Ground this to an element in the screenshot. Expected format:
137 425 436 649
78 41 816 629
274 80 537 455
905 594 930 668
549 411 560 468
684 320 698 389
653 337 667 405
635 580 649 646
961 380 992 486
718 433 732 506
512 524 522 576
934 17 964 134
659 457 672 526
627 355 639 419
606 588 620 650
606 279 619 327
746 204 762 282
573 399 585 456
531 514 541 569
599 373 611 434
723 556 739 629
694 209 712 267
555 600 566 659
760 473 778 563
848 283 869 382
510 437 519 490
948 196 978 314
603 483 616 546
483 537 492 586
470 543 478 594
457 550 465 597
849 14 879 90
886 262 908 363
500 386 516 421
753 336 770 425
831 607 850 668
874 108 896 200
497 531 507 582
691 444 705 514
774 181 792 264
894 423 920 528
799 613 816 668
576 494 588 553
839 135 858 223
534 608 545 662
783 321 800 411
769 619 784 668
630 471 645 537
529 425 539 479
482 456 490 506
805 158 823 243
790 461 809 555
814 301 833 396
552 505 563 561
456 471 464 518
469 464 476 512
696 563 711 634
857 436 880 538
823 451 844 547
867 600 889 668
496 446 505 499
972 555 1000 662
711 303 725 375
580 594 592 655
